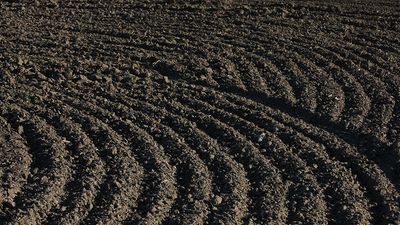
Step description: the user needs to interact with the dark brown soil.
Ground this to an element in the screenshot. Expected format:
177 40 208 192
1 0 399 224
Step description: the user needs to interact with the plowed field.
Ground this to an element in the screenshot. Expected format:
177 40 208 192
1 0 399 224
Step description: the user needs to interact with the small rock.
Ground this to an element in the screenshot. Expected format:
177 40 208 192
115 180 122 188
246 218 255 225
17 125 24 135
367 61 373 69
41 176 49 183
50 0 59 7
111 148 118 155
163 76 170 83
32 168 39 174
125 119 133 125
64 69 73 79
205 67 213 75
17 57 24 66
103 76 112 83
209 154 215 160
78 75 90 83
258 133 266 142
187 194 193 202
36 72 47 80
107 82 116 94
212 195 223 205
225 62 235 73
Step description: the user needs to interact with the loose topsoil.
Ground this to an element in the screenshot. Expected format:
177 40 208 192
0 0 399 224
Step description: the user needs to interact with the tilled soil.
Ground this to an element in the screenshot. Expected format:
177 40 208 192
0 0 400 224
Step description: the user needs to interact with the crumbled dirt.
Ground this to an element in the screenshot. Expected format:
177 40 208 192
0 0 399 224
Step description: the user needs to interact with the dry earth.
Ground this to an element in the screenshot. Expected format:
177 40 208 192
0 0 400 224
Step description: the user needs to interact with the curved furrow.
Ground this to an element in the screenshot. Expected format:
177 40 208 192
104 97 288 225
215 89 400 224
321 44 400 143
57 83 254 225
333 42 400 76
217 35 319 112
3 91 107 224
177 104 329 224
70 71 290 224
207 38 297 104
87 86 254 224
21 95 145 224
0 104 72 225
328 42 400 96
286 49 345 121
232 54 276 97
291 44 372 129
42 99 159 225
114 87 324 224
134 122 213 225
222 22 389 127
240 56 296 103
311 44 395 141
124 123 212 225
214 34 320 113
76 88 285 223
276 34 397 138
262 52 318 112
28 108 106 225
321 45 400 144
194 38 298 103
157 116 253 225
313 40 397 95
138 40 252 94
341 32 400 59
89 121 177 225
197 75 400 187
171 88 375 225
268 32 393 132
60 91 211 225
0 116 32 220
243 52 298 103
233 31 347 120
130 28 266 92
136 22 297 103
8 90 144 225
185 86 399 224
178 88 374 222
40 81 219 223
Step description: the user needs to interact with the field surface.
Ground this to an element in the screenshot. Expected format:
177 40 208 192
1 0 400 224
